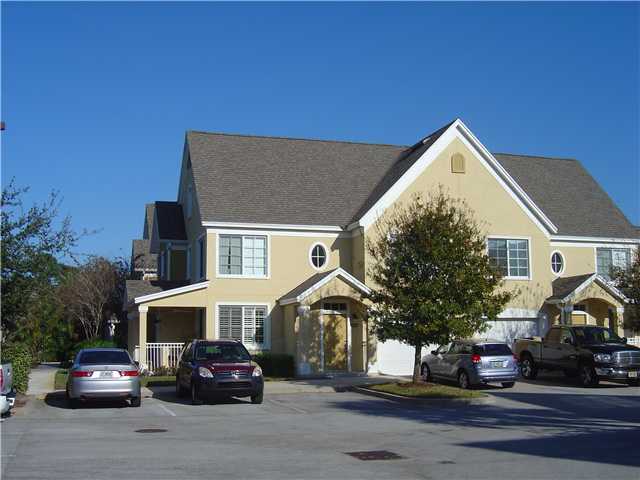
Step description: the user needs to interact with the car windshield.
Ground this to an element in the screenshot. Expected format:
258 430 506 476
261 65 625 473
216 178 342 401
78 351 131 365
473 344 512 356
195 344 251 363
573 327 623 345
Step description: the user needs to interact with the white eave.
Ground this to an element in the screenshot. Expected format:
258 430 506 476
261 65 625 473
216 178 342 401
134 280 210 305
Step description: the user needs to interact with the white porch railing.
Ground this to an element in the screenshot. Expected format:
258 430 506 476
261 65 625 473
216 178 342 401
135 343 184 372
627 337 640 347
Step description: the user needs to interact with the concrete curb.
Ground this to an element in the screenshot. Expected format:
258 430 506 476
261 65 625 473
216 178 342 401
350 386 494 407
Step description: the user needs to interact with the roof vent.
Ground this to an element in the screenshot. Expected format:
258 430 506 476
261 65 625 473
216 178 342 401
451 153 466 174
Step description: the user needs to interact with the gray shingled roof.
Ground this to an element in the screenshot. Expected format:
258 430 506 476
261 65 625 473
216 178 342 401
125 279 189 304
279 269 337 302
131 239 157 271
494 154 638 238
548 273 595 301
185 123 638 238
154 201 187 240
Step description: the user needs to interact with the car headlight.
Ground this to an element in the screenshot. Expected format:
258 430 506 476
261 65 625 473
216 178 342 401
594 353 612 363
198 366 214 378
252 366 263 377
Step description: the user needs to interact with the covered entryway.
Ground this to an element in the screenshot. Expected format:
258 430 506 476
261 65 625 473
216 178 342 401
279 268 372 376
546 273 627 336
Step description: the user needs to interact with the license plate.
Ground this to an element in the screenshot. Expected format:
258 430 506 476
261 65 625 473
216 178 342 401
491 361 505 368
100 371 115 378
629 371 638 378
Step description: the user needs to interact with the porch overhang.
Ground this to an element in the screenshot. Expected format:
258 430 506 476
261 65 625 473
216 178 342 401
279 268 371 306
546 273 627 307
124 279 210 311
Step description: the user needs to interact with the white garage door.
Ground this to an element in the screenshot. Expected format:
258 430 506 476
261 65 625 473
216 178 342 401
478 318 540 348
371 318 541 375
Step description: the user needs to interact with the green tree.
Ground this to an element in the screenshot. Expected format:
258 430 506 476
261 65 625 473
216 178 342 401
612 250 640 333
1 180 79 354
366 189 514 383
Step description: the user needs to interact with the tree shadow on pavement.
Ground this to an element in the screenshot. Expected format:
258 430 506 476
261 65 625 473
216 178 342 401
44 391 129 409
145 385 249 406
329 390 640 467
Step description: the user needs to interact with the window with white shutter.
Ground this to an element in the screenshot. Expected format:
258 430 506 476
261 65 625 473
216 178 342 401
218 305 267 347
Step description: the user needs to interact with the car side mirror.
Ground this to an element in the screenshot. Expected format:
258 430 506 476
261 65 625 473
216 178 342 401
622 337 627 344
563 337 573 345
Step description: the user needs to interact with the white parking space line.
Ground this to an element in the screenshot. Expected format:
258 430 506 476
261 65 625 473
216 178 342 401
154 402 177 417
267 398 308 414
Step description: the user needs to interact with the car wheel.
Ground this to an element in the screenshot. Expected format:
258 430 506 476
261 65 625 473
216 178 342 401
251 391 264 404
458 370 471 390
520 355 538 380
579 364 599 387
501 382 515 388
130 396 141 407
191 382 202 405
421 363 432 382
175 377 185 398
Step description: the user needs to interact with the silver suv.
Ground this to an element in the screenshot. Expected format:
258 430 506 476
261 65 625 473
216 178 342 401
421 339 519 389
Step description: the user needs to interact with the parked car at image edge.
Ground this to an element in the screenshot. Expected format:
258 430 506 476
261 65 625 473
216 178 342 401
66 348 142 408
1 362 16 416
421 339 519 389
514 325 640 387
176 339 264 404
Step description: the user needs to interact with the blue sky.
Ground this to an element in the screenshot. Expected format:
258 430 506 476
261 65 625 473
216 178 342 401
2 2 638 260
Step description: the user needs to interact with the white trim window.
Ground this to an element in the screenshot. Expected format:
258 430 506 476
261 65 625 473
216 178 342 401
218 234 267 277
218 305 266 346
488 238 530 279
551 251 564 275
309 242 328 270
596 247 630 280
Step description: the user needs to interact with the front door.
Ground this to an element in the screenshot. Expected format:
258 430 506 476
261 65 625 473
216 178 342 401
324 314 348 371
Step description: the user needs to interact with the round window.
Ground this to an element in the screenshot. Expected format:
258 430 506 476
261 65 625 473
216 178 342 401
551 251 564 274
310 244 327 269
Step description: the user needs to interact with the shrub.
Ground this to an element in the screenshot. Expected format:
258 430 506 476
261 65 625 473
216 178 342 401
152 365 177 376
252 353 294 378
1 343 33 393
64 339 117 367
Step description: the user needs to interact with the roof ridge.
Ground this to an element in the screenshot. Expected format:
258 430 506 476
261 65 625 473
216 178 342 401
187 130 407 149
494 152 578 162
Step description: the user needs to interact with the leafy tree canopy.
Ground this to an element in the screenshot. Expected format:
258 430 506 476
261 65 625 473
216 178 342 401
366 188 514 381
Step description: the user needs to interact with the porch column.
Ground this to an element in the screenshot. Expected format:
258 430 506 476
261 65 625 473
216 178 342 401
561 304 573 325
296 305 313 375
138 305 148 366
616 307 625 337
205 305 215 339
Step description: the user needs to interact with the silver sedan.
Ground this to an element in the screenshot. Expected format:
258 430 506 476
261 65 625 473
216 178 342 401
66 348 141 408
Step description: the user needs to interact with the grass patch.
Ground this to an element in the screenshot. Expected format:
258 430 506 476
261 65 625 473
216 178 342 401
366 382 485 399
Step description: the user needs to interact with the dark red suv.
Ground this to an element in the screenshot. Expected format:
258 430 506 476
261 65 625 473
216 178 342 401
175 340 264 404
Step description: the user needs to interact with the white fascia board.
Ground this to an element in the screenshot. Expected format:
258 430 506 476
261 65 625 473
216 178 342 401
455 121 558 235
550 235 640 246
202 221 343 233
559 273 597 303
594 275 628 303
134 281 209 304
355 119 557 237
280 268 371 305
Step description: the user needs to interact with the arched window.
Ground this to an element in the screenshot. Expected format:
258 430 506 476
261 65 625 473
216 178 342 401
551 251 564 275
309 243 328 269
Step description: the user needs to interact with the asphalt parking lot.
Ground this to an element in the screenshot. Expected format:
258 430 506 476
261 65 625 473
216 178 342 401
2 374 639 480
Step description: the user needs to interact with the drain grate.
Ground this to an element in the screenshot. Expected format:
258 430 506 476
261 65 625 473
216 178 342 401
345 450 405 461
135 428 167 433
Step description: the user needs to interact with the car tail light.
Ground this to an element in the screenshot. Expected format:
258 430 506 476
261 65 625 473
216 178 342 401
471 354 482 364
120 370 139 377
71 370 93 378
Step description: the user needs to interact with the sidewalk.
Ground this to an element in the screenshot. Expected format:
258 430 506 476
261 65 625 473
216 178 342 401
26 363 60 398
